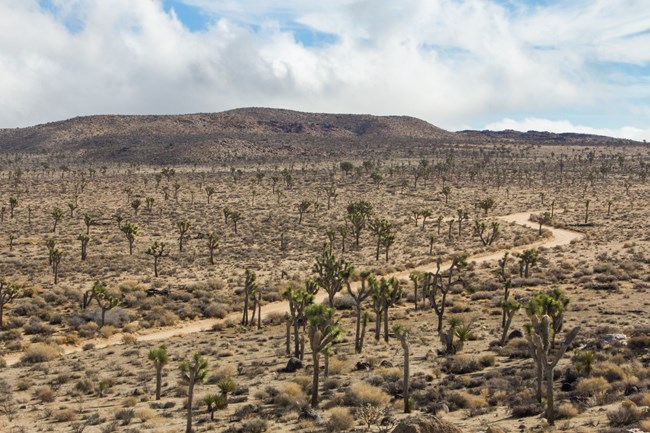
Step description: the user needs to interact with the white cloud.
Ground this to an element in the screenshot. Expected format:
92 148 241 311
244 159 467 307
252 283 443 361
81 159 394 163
0 0 648 133
484 117 650 141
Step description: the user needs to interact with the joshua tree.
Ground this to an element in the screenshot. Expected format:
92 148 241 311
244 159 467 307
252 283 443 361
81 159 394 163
337 225 349 253
393 324 411 413
207 233 219 265
119 221 139 255
380 277 402 343
83 214 96 235
474 220 500 246
456 209 469 237
204 393 227 421
93 281 121 328
584 199 590 224
439 316 472 354
516 248 539 278
538 212 552 235
325 229 336 254
176 219 191 252
145 197 155 212
131 199 142 215
496 252 513 328
409 272 421 310
146 241 168 277
45 238 56 266
148 344 168 400
346 201 373 247
478 196 495 215
67 202 77 218
339 161 354 176
230 211 241 234
78 233 90 261
241 269 257 326
423 254 468 332
525 301 580 425
205 186 216 204
346 271 372 353
420 209 431 230
436 215 444 235
297 200 311 224
305 304 341 408
51 207 64 232
51 248 63 284
284 285 314 358
499 300 520 345
368 217 392 261
180 353 209 433
312 250 353 307
441 185 451 204
8 197 17 219
0 278 19 327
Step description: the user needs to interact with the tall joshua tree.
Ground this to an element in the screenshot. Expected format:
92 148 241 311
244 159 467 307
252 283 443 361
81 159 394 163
78 233 90 261
305 304 341 408
346 271 372 353
393 324 411 413
176 219 191 252
423 254 468 332
312 250 352 307
146 241 168 277
284 285 314 358
180 353 209 433
51 248 64 284
241 269 257 326
0 278 19 327
368 217 392 261
148 344 168 400
516 249 539 278
93 281 121 328
346 201 373 247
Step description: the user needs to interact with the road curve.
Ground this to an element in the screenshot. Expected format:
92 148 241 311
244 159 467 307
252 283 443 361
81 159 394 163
4 212 583 366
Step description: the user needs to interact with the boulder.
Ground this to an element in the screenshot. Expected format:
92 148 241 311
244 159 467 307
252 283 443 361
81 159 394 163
507 329 524 340
298 407 321 424
282 357 304 373
391 415 463 433
355 360 372 371
380 359 394 368
603 333 627 346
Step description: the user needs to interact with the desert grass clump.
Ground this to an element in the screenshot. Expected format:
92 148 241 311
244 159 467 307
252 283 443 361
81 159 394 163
326 407 354 432
556 402 580 419
35 385 56 403
447 390 488 410
53 408 76 422
273 382 307 408
134 407 155 422
576 376 612 404
20 343 60 364
607 400 645 426
593 361 626 383
445 354 483 374
344 382 390 407
239 417 268 433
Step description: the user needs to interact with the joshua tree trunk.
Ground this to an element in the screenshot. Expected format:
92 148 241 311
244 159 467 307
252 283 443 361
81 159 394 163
311 343 320 407
186 378 195 433
402 338 410 413
155 367 162 400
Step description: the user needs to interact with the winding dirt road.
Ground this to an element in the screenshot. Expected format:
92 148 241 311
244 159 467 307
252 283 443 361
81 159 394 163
4 212 583 367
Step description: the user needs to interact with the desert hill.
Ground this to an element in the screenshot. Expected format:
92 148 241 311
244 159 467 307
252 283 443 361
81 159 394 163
0 108 642 164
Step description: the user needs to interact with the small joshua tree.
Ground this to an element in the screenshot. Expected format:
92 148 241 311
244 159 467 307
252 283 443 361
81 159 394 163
51 207 64 232
241 269 257 326
93 281 121 328
0 278 19 327
478 196 495 215
78 233 90 261
8 197 17 219
474 220 500 246
180 353 209 433
346 271 372 353
148 344 168 400
145 197 155 212
51 247 63 284
499 300 520 345
83 214 96 235
67 202 78 218
146 241 168 277
230 211 241 234
313 250 352 307
516 248 539 278
207 233 219 265
176 219 191 252
297 200 311 224
204 393 227 421
205 186 216 204
120 221 139 255
131 199 142 215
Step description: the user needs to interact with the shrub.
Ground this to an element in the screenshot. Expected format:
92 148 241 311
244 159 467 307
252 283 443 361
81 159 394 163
273 382 307 408
134 408 155 422
556 402 579 419
240 417 268 433
607 400 644 426
115 408 135 425
447 390 487 410
35 386 56 403
479 354 496 367
53 408 76 422
204 303 227 319
20 343 60 364
576 376 611 397
593 362 626 382
143 307 178 327
344 383 390 407
327 407 354 432
446 355 483 374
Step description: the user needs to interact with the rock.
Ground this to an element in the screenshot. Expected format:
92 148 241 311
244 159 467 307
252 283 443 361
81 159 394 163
561 382 573 392
429 403 449 415
282 357 304 373
380 359 394 368
603 333 627 346
298 407 321 424
486 427 507 433
508 329 524 340
355 360 372 371
391 415 463 433
625 385 640 395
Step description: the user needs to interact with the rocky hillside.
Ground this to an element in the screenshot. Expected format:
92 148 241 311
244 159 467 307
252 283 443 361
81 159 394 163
0 108 642 164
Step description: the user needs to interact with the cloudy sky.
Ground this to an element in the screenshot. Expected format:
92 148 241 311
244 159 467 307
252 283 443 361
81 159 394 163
1 0 649 140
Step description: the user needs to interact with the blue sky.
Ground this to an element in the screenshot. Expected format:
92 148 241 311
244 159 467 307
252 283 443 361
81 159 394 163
1 0 649 140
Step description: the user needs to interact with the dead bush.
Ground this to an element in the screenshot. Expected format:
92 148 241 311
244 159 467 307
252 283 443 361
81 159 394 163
326 407 354 432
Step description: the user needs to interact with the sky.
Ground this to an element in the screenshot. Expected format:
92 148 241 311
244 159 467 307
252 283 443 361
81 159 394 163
0 0 649 140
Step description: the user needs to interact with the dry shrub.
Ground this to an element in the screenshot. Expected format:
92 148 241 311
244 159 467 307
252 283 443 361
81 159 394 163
556 402 579 419
326 407 354 433
446 354 483 374
35 385 56 403
629 392 650 407
99 325 118 338
344 382 390 407
204 303 227 318
20 343 60 364
328 357 348 375
273 382 307 408
134 407 155 422
479 353 496 367
122 334 138 345
378 367 402 382
447 390 487 410
122 322 139 334
53 408 76 422
593 362 626 382
640 420 650 431
209 364 236 383
607 400 644 426
576 376 611 397
122 397 138 407
143 307 178 327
